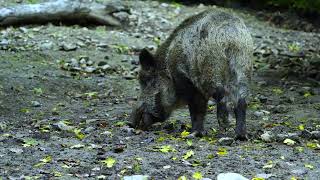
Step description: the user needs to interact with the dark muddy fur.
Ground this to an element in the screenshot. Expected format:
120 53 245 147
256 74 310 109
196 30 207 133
130 9 253 140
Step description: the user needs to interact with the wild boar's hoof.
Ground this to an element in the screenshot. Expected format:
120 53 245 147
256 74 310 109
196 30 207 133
234 134 248 141
186 130 208 139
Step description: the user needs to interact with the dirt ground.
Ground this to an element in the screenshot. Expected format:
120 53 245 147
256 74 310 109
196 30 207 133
0 0 319 180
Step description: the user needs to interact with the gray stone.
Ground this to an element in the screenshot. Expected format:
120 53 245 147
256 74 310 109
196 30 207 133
218 137 234 146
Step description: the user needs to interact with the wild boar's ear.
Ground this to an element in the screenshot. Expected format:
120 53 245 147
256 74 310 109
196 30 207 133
139 48 156 70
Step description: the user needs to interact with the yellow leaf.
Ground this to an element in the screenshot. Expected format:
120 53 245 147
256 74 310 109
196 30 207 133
252 178 265 180
181 130 190 138
54 171 62 177
217 147 228 156
298 124 305 131
178 176 188 180
192 172 203 180
304 164 314 169
74 129 85 140
34 156 52 167
101 157 116 168
283 138 295 146
291 177 297 180
159 145 175 153
263 160 273 169
303 92 312 98
306 142 320 149
182 150 194 160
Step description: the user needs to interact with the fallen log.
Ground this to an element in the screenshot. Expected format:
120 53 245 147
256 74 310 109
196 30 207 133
0 0 124 27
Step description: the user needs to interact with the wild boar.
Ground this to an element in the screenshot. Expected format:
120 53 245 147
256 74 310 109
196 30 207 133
130 9 253 140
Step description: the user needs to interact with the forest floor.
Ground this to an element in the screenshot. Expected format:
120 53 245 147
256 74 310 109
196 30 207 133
0 0 320 180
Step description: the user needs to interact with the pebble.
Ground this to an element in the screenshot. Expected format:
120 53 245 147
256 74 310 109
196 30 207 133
217 173 248 180
255 173 274 179
291 168 307 176
123 175 149 180
261 131 274 142
40 41 54 50
218 137 234 146
53 121 74 131
60 42 77 51
9 148 23 154
31 101 41 107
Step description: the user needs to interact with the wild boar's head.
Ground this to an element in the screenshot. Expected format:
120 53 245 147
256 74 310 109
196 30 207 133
129 49 175 130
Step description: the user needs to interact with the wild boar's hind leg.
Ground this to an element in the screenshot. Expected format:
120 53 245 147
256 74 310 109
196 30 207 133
187 92 208 137
234 98 247 140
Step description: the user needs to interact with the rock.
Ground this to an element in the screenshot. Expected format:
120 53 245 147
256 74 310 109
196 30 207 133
69 58 79 67
218 137 234 146
84 126 95 133
124 74 135 80
255 173 274 179
254 110 270 117
98 61 108 66
217 173 249 180
258 95 268 103
31 101 41 107
208 100 215 106
114 144 126 153
76 41 86 47
163 165 171 169
253 111 264 117
53 121 74 131
84 67 96 73
301 130 320 139
0 39 9 45
101 64 112 71
0 122 7 131
291 168 307 176
113 11 130 22
60 42 77 51
9 148 23 154
40 41 54 50
276 132 300 141
123 175 149 180
261 131 274 142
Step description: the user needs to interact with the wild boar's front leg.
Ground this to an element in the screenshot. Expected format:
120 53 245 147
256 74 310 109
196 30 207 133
187 92 208 138
213 87 230 133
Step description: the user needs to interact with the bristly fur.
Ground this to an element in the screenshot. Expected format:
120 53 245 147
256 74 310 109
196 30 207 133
130 8 253 139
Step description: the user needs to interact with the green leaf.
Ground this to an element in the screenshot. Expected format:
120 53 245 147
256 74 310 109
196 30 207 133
272 88 283 95
34 156 52 167
181 130 190 138
186 139 193 146
298 124 305 131
207 154 215 159
84 92 98 98
159 145 174 153
192 172 203 180
22 138 39 147
101 157 116 168
74 129 85 140
115 121 126 127
216 147 228 156
183 150 194 160
33 87 43 95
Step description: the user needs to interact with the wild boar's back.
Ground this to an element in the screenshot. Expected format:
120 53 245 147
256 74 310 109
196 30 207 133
156 9 253 100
